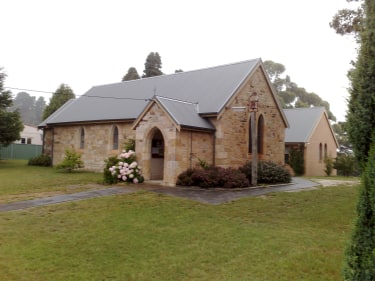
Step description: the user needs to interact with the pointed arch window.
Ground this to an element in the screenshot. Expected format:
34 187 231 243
80 128 85 149
324 143 328 158
319 143 323 161
257 115 264 154
113 126 119 150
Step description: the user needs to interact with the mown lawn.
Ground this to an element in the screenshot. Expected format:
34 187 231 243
0 160 103 202
0 171 359 281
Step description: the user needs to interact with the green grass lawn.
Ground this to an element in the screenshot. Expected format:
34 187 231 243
0 175 359 281
0 160 104 202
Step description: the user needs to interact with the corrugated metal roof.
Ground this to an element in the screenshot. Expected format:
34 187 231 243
40 58 261 127
284 107 326 143
155 96 215 130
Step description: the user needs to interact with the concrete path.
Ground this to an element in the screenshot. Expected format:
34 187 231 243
0 178 319 212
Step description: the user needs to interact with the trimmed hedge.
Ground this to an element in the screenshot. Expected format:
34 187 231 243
177 161 291 188
177 166 249 188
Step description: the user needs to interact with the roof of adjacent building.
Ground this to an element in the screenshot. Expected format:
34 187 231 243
39 58 287 130
284 107 338 146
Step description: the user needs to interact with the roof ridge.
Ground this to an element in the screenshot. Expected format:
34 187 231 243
90 58 262 90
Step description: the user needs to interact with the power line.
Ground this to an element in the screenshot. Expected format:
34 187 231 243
4 86 151 101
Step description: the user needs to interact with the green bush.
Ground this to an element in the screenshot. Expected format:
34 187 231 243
176 166 249 188
28 155 52 166
334 154 359 176
324 157 334 176
239 161 292 184
103 156 120 184
289 148 304 176
55 149 84 172
124 138 135 151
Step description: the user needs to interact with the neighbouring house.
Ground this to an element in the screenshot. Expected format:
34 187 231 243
39 58 289 186
14 124 43 145
284 107 339 176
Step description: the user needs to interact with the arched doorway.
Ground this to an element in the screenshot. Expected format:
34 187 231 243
150 129 164 180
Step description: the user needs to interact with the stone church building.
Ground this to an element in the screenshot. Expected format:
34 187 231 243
39 58 289 186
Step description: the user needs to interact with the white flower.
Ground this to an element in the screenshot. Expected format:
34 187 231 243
129 174 134 178
122 175 127 181
129 161 138 169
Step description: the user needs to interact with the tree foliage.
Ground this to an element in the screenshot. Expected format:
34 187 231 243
332 1 375 279
9 92 46 125
330 1 363 38
122 67 140 81
342 0 375 165
263 60 336 121
344 132 375 280
0 67 23 146
142 52 163 78
42 84 75 120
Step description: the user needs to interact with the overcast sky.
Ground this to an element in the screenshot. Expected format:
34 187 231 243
1 0 358 122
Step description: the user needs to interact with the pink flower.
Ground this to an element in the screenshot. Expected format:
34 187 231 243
133 178 139 184
122 176 127 181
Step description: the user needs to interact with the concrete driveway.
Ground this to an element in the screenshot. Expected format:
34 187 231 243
0 178 321 212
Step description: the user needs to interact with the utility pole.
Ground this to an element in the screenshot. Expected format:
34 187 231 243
249 91 259 186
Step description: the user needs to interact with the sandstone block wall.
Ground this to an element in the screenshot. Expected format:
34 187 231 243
213 67 286 168
44 122 134 171
135 102 214 186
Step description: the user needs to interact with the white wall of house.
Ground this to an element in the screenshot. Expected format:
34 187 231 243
14 125 43 145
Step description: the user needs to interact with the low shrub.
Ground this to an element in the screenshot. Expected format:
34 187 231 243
28 155 52 166
176 166 249 188
334 154 359 176
239 161 291 184
324 157 334 176
55 149 84 172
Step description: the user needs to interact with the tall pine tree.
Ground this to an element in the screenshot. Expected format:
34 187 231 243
43 84 75 120
142 52 163 78
122 67 140 81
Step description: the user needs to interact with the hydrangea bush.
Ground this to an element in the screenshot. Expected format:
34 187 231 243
104 150 144 184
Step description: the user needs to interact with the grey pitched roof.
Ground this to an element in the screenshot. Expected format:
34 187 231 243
284 107 327 143
154 96 215 130
39 58 262 128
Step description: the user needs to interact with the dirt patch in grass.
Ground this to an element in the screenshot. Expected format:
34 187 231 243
313 179 360 187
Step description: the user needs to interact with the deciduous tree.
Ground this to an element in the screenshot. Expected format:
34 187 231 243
263 60 336 121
